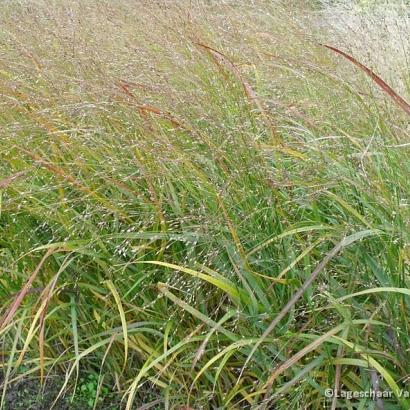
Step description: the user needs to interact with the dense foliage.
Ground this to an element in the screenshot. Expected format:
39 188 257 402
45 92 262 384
0 1 409 408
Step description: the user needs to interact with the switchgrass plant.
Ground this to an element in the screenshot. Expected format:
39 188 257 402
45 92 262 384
0 0 409 408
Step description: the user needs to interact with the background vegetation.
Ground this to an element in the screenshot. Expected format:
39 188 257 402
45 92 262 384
0 0 409 408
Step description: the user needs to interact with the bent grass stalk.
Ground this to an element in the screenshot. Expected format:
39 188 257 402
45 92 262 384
0 1 408 408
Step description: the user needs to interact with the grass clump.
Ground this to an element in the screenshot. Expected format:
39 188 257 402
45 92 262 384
0 0 409 408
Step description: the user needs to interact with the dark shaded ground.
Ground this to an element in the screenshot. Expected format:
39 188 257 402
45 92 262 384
3 378 119 409
2 376 162 410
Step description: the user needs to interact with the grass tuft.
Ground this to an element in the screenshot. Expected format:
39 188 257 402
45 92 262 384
0 0 409 408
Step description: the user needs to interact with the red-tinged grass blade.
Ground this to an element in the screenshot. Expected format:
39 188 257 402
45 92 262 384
35 257 72 382
14 255 72 374
117 81 135 98
136 104 183 128
0 171 28 189
322 44 410 116
196 42 279 139
20 149 130 220
0 249 54 331
39 280 57 383
196 43 259 105
116 82 184 128
261 355 325 407
237 229 380 386
37 256 74 384
258 320 392 408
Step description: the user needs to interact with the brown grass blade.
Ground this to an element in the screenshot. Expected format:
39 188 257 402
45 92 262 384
322 44 410 116
0 249 54 331
196 43 258 104
238 230 379 388
262 325 344 393
21 149 129 220
39 273 60 384
136 104 182 127
0 171 27 189
196 42 278 139
116 82 183 128
237 238 347 384
117 81 135 98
